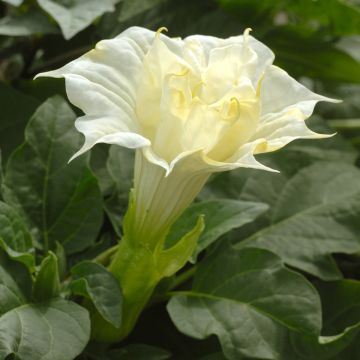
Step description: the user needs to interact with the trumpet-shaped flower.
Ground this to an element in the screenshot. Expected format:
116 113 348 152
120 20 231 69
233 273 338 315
36 26 338 341
35 27 337 248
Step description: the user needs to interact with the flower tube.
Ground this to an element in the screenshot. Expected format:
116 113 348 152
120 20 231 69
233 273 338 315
35 26 339 341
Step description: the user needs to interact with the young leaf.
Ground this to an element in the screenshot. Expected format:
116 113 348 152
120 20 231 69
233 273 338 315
33 251 60 302
166 199 269 261
3 96 103 254
70 261 122 328
0 299 90 360
158 215 204 278
37 0 117 39
167 242 321 360
237 162 360 280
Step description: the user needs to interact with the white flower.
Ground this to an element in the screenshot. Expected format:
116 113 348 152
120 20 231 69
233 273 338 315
35 27 338 248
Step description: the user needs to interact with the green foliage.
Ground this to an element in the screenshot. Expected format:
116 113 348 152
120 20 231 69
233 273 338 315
0 0 360 358
70 260 123 327
168 242 322 359
237 162 360 280
2 96 103 255
0 299 90 360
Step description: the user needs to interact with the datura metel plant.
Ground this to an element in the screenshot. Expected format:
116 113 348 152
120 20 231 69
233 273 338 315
35 26 338 342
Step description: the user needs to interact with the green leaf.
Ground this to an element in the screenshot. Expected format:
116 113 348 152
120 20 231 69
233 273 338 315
285 0 360 36
237 162 360 280
37 0 117 39
1 0 23 6
54 241 67 280
33 251 60 302
167 242 321 360
119 0 167 22
0 250 30 316
3 96 103 254
285 280 360 359
104 146 134 236
0 298 90 360
316 280 360 359
70 261 122 328
0 82 40 162
158 215 204 278
0 201 34 270
290 324 360 359
266 27 360 83
105 344 171 360
0 9 59 36
166 199 269 261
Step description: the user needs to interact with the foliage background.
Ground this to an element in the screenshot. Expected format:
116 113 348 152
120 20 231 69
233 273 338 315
0 0 360 359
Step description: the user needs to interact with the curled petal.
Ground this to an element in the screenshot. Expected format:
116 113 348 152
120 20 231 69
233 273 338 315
260 65 340 116
70 115 150 161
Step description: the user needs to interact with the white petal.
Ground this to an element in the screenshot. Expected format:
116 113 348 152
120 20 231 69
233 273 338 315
252 110 333 154
35 27 182 158
256 65 338 153
184 32 274 83
69 114 150 161
260 65 340 116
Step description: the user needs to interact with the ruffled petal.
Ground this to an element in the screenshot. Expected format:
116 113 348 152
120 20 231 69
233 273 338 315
260 65 340 116
184 31 274 85
35 27 183 158
70 114 150 161
256 65 339 153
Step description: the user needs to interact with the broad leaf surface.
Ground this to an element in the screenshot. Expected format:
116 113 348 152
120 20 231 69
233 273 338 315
0 201 34 269
0 10 59 36
37 0 117 39
3 96 103 254
237 162 360 280
0 251 30 316
71 261 122 327
168 242 321 359
166 199 268 261
0 298 90 360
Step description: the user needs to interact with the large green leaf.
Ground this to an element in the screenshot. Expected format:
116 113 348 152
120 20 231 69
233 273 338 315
237 162 360 280
167 242 321 359
0 10 59 36
37 0 118 39
166 199 269 261
317 280 360 359
0 251 30 316
118 0 167 22
2 0 23 5
0 82 40 162
266 27 360 83
70 261 122 328
3 96 103 254
0 298 90 360
0 201 34 269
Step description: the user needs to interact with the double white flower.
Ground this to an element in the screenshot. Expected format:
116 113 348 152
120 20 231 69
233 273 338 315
36 26 337 249
36 26 339 341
